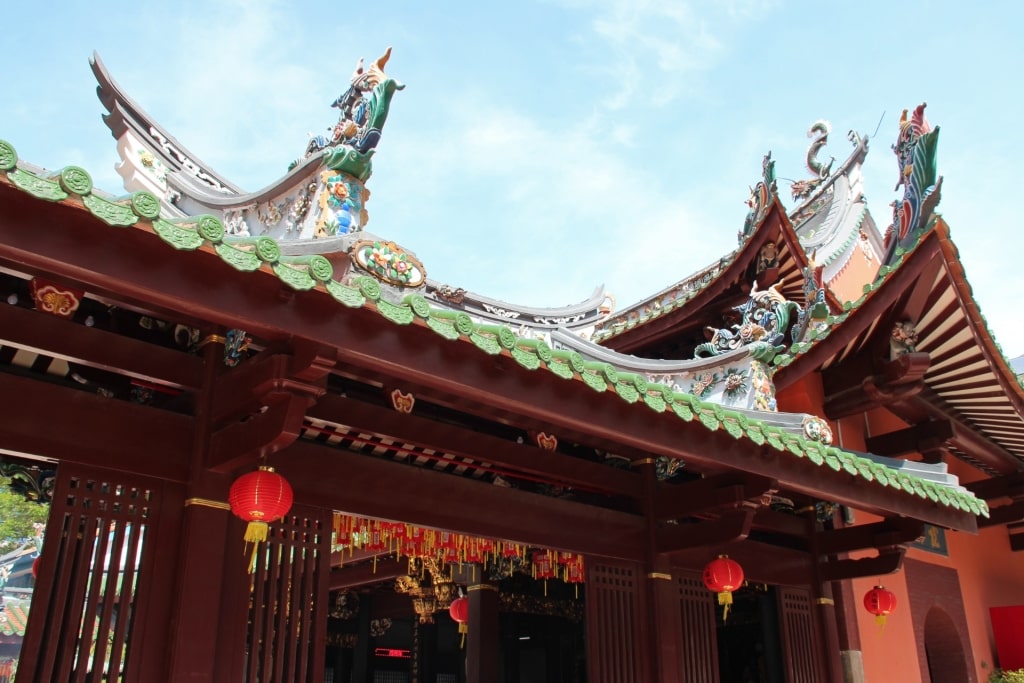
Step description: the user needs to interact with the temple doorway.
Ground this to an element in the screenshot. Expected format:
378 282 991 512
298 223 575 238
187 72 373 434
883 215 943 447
924 606 969 683
715 584 785 683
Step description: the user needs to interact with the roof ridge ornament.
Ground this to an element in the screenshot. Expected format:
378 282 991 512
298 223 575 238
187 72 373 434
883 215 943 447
739 152 777 244
882 102 942 264
791 120 835 201
296 47 406 182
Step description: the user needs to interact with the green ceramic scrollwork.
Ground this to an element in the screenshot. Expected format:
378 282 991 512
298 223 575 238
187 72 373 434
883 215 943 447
197 215 225 243
59 166 92 195
152 220 203 250
131 190 161 220
10 168 67 201
326 280 366 308
83 194 138 226
308 255 334 283
255 237 281 263
273 263 317 291
215 243 262 272
356 276 381 301
0 139 17 170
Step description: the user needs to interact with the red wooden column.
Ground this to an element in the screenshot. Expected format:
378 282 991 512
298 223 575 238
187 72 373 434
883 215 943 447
465 581 500 683
166 338 248 682
635 458 685 683
165 489 244 681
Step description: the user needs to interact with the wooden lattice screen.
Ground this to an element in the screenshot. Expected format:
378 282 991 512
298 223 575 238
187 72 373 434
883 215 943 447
585 560 646 682
676 571 719 683
245 506 331 683
777 586 827 683
16 465 176 683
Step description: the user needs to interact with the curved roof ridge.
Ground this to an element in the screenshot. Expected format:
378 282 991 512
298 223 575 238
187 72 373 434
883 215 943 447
423 281 611 330
0 142 992 525
90 52 243 195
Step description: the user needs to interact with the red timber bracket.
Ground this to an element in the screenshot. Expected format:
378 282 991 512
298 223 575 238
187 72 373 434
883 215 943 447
205 341 336 473
823 351 931 420
815 517 922 581
967 473 1024 530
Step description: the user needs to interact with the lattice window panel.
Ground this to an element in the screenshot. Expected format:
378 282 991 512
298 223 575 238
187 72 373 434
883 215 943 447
19 471 154 683
372 672 409 683
586 561 642 681
777 587 825 683
676 572 719 683
245 508 331 683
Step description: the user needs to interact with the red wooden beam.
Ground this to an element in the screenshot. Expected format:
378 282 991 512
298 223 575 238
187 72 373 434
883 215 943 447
329 556 409 590
308 393 643 499
0 189 980 531
0 301 204 390
653 472 776 520
0 372 192 481
276 439 647 560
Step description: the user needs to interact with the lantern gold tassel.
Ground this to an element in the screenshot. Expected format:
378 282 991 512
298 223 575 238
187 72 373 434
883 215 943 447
459 623 467 648
244 520 269 544
244 521 269 574
719 590 733 622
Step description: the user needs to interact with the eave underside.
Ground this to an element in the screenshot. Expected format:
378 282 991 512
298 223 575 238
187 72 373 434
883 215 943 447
778 227 1024 474
0 182 982 583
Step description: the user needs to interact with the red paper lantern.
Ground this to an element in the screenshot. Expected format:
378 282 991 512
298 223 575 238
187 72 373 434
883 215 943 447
703 555 744 620
32 555 40 579
229 466 294 545
863 585 897 628
450 595 469 647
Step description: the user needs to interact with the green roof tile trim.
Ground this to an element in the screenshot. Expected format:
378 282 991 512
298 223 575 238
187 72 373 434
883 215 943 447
772 244 914 368
0 141 991 519
591 255 738 343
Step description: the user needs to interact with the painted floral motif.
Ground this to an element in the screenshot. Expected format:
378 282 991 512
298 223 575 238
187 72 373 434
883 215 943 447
802 416 833 445
30 280 82 318
316 171 361 237
722 368 749 404
890 320 919 359
690 371 720 399
351 239 426 287
256 201 283 229
137 149 168 188
750 360 776 412
390 389 415 414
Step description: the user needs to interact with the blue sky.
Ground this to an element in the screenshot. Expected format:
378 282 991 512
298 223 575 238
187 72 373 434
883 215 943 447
3 1 1022 357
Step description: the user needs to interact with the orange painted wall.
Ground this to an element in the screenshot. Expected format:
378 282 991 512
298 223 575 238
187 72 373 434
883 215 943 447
778 380 1024 681
828 241 881 305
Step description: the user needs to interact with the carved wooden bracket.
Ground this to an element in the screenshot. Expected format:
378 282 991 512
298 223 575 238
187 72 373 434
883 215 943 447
653 472 776 521
820 547 905 581
206 343 336 472
824 351 931 419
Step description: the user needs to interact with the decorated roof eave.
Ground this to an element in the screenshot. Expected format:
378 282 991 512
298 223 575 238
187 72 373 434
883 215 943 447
772 219 1024 469
90 52 243 195
423 278 610 330
932 219 1024 414
789 131 869 235
0 144 987 530
772 198 845 314
598 197 799 351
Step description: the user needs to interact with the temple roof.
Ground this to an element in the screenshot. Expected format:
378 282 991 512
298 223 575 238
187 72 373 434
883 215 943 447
773 216 1024 474
0 141 990 529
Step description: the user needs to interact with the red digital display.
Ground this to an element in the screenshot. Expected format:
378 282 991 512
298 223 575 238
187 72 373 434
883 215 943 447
374 647 411 659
